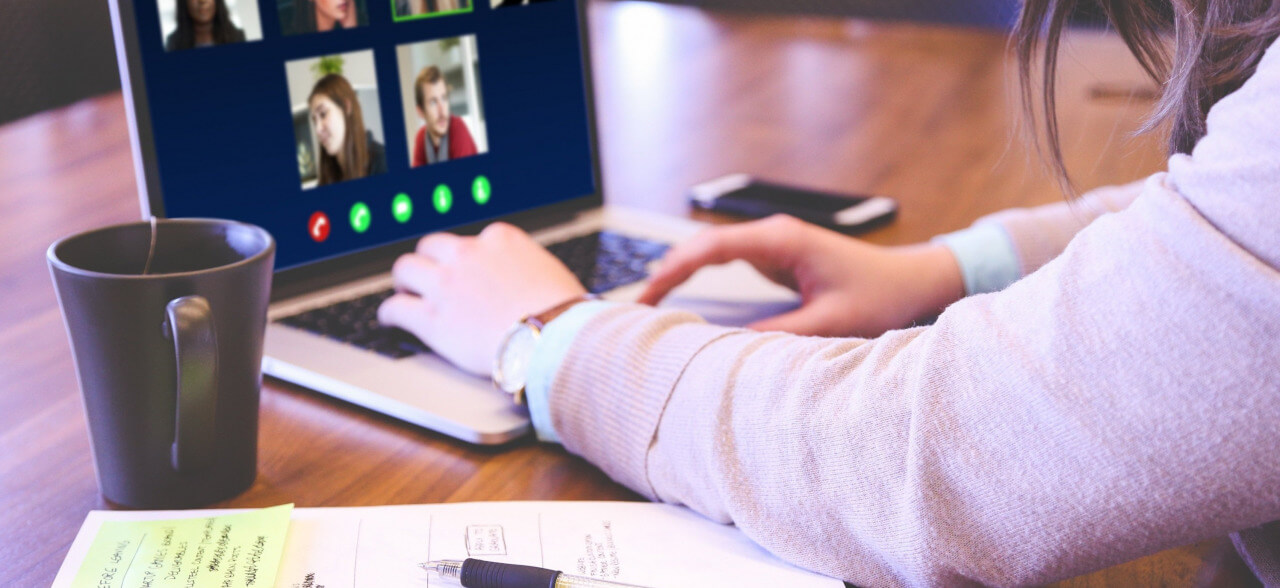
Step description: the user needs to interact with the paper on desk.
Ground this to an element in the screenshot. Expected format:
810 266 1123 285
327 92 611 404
64 503 292 588
55 501 841 588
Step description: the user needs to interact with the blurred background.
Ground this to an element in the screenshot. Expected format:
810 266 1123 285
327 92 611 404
0 0 1112 126
1 0 121 125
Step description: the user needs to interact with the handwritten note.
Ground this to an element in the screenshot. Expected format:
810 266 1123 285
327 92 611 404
68 504 292 588
57 502 841 588
277 502 842 587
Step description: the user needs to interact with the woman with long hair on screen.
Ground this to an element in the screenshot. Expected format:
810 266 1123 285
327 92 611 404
379 0 1280 584
289 0 367 34
309 74 386 186
165 0 245 51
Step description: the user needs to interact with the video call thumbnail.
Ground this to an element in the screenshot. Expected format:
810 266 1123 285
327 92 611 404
285 50 388 190
277 0 369 36
490 0 553 7
158 0 263 51
394 0 472 21
395 36 490 168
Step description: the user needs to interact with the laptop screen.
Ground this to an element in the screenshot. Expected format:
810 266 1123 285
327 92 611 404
120 0 596 270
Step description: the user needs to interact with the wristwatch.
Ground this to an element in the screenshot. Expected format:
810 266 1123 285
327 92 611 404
492 294 597 405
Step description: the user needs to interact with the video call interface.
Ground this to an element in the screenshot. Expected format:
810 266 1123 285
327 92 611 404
135 0 594 269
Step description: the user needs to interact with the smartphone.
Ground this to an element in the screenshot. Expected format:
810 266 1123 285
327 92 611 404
689 174 897 233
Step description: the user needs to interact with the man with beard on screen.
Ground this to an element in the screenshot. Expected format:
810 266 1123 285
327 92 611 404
411 65 478 167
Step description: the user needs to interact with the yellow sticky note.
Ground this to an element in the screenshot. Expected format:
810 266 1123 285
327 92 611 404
70 504 293 588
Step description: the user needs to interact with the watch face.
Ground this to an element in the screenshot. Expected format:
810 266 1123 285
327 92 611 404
496 324 538 394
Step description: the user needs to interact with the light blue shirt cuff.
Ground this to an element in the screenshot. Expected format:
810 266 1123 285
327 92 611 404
932 223 1022 296
525 300 617 444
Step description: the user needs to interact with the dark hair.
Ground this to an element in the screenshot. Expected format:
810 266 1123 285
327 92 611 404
166 0 245 51
1015 0 1280 191
413 66 447 111
309 74 371 186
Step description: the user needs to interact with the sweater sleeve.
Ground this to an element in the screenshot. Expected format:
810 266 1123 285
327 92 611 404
525 300 617 443
932 180 1143 296
971 180 1144 278
545 40 1280 586
932 224 1022 295
549 180 1280 586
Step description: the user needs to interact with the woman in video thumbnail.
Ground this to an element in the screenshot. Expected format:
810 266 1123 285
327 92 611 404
288 0 368 34
308 74 386 186
166 0 245 51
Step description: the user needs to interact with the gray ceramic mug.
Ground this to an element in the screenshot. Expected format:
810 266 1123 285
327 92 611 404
47 218 275 508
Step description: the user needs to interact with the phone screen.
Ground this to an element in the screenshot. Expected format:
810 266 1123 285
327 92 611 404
690 175 896 232
720 182 872 215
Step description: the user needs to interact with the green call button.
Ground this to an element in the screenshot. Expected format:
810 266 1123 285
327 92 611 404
472 175 491 205
433 184 453 214
349 202 371 233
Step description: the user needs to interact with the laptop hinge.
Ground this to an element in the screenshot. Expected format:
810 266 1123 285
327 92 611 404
506 206 582 234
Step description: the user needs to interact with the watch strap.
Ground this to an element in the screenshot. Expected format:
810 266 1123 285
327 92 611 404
526 293 600 330
496 294 599 405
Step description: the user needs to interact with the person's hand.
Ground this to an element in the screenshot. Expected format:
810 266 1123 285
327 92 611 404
377 222 587 377
638 214 966 338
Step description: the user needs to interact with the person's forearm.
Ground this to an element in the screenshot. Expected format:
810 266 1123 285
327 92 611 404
525 300 616 443
546 181 1280 586
895 243 967 315
975 180 1145 277
933 223 1021 295
930 181 1144 298
545 41 1280 586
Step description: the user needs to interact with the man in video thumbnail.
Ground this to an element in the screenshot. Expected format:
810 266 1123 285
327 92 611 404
412 66 478 167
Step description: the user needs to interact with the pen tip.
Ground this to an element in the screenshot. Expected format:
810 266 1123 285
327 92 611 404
420 559 464 579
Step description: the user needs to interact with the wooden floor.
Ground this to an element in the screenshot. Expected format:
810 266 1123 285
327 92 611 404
0 1 1260 586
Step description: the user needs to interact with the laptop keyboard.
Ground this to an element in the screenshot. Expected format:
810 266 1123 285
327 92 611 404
550 230 671 295
277 231 670 359
278 289 426 359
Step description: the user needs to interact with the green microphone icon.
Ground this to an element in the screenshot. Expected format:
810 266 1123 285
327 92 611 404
433 184 453 214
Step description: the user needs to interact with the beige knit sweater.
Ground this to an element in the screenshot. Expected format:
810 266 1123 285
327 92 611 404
544 40 1280 587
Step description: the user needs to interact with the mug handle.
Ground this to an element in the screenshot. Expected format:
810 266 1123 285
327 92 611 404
164 296 218 473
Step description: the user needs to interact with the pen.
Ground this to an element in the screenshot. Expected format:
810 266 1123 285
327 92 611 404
420 558 652 588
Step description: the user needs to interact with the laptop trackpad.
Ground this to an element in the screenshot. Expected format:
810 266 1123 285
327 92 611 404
659 260 801 328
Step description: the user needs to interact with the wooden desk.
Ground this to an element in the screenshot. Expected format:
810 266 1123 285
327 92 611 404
0 2 1256 585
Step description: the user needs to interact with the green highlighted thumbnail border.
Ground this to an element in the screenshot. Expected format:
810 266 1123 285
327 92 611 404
390 1 473 22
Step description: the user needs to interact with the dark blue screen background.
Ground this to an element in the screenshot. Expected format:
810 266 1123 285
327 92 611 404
130 0 596 269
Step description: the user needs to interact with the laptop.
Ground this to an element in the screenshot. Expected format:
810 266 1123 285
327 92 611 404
107 0 799 444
